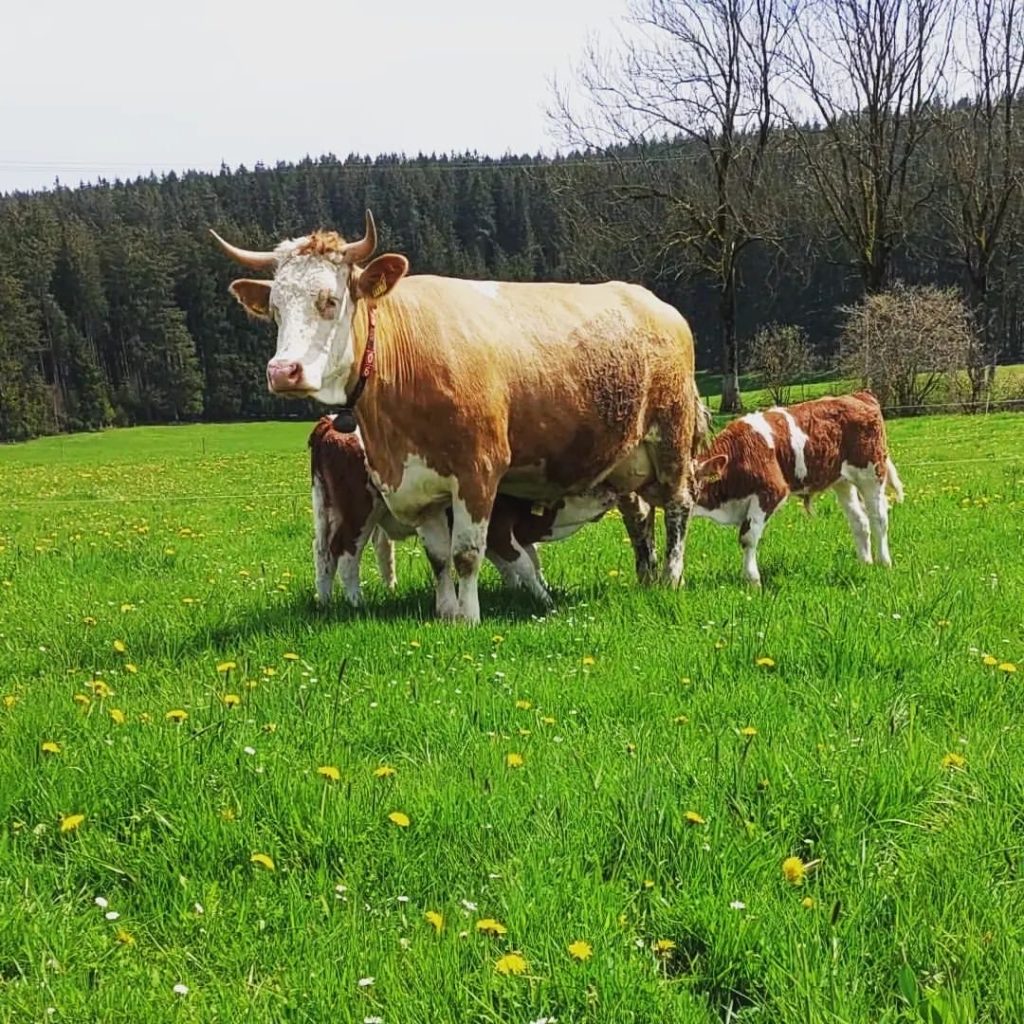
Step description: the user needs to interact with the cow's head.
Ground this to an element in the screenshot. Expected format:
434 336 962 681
211 211 408 404
692 453 729 498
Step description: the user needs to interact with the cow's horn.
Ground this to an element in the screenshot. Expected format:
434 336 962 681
341 210 377 264
209 229 277 271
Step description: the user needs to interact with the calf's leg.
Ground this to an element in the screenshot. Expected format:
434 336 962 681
312 478 340 605
832 480 872 564
856 471 892 568
738 496 771 587
372 526 397 589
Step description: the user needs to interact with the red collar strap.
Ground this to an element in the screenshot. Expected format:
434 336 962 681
332 306 376 434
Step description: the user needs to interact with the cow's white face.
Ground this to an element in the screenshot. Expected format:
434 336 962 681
265 254 356 404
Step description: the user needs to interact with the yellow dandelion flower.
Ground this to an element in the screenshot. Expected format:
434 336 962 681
999 662 1017 674
113 640 126 654
221 693 241 708
124 663 138 674
941 751 967 770
41 741 61 755
782 856 806 885
755 656 775 668
139 712 152 724
581 655 596 666
568 939 593 961
165 709 188 723
109 708 126 725
250 853 275 871
540 716 556 725
60 813 85 833
515 699 532 710
476 918 508 936
263 722 277 734
739 726 758 738
3 695 16 709
425 910 444 933
642 879 655 889
73 693 91 707
506 752 525 769
120 603 135 614
494 952 528 976
492 635 505 644
282 652 300 661
608 568 620 577
373 765 396 778
674 714 689 725
982 654 998 666
114 928 135 945
936 619 951 627
684 810 706 826
408 640 421 649
653 938 676 956
82 616 97 626
801 897 815 909
89 680 113 698
263 667 276 677
216 661 237 673
220 806 236 822
388 811 410 828
318 765 340 782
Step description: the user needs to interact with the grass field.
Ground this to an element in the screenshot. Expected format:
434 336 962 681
1 413 1022 1023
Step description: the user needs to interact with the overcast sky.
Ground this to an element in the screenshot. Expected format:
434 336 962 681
0 0 624 195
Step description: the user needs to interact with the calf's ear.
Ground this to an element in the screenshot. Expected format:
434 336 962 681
696 454 729 483
355 254 409 302
229 279 273 320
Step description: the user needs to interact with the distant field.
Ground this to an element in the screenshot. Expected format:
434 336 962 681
1 415 1022 1023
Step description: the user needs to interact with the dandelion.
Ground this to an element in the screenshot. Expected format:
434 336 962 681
941 751 967 771
115 928 135 945
568 940 593 961
221 693 241 708
642 879 655 889
494 952 528 976
425 910 444 933
515 699 532 710
41 741 61 755
540 716 556 725
108 707 126 725
373 765 396 778
120 603 135 614
408 640 421 649
172 983 189 997
999 662 1017 674
581 655 596 666
283 652 300 661
90 680 113 698
492 635 505 644
263 667 277 677
112 640 126 654
684 810 706 826
782 856 806 885
755 656 775 668
217 661 237 673
653 938 676 956
388 811 410 828
801 897 815 909
165 709 188 723
82 616 97 626
3 695 16 709
250 853 275 871
981 654 999 666
124 663 137 674
506 752 524 769
674 715 689 725
476 918 508 936
318 765 341 782
60 813 85 833
739 726 758 738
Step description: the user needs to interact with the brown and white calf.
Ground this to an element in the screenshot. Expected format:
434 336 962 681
692 392 904 585
309 417 617 606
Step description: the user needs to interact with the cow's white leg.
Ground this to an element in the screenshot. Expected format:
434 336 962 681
418 509 459 619
739 497 767 587
450 496 490 625
372 526 397 590
833 480 872 564
855 469 892 568
312 480 339 605
618 494 657 584
493 537 553 606
662 493 693 588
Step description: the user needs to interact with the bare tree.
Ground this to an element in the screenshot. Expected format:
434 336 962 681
553 0 794 412
748 322 817 404
784 0 957 293
935 0 1024 398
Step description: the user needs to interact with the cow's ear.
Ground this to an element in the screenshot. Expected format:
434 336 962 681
696 453 728 483
229 279 273 320
355 254 408 302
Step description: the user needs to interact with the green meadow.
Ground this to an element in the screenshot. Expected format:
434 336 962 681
1 412 1022 1023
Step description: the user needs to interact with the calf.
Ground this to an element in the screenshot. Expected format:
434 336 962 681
309 417 616 606
692 392 904 585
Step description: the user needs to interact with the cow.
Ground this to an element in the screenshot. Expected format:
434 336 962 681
308 415 617 606
691 391 904 585
212 211 701 623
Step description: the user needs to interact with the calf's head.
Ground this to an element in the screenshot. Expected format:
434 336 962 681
691 453 730 502
211 211 408 404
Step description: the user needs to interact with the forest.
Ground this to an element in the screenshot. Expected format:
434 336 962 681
1 0 1022 440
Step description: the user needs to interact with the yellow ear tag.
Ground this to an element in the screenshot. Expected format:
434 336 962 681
531 503 547 517
372 276 388 299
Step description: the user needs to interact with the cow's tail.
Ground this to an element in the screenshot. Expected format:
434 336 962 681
885 456 905 503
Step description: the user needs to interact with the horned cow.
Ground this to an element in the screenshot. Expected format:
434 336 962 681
692 392 904 585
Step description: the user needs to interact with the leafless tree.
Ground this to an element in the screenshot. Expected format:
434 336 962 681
935 0 1024 398
784 0 957 294
748 322 817 404
552 0 795 412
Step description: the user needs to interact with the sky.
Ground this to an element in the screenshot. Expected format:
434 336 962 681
0 0 625 195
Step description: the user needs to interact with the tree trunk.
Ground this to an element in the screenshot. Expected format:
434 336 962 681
718 275 742 413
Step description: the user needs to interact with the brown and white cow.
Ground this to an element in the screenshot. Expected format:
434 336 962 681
691 392 904 585
309 416 617 606
212 211 700 623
